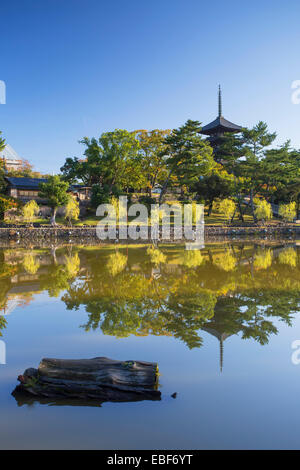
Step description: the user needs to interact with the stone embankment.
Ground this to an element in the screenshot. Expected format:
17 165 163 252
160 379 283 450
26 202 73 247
0 224 299 242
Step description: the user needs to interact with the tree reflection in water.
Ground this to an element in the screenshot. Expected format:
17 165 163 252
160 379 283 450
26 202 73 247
0 243 299 361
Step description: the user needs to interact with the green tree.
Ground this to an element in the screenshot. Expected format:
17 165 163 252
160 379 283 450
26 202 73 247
0 132 7 193
134 129 170 195
193 163 235 216
213 132 244 170
39 175 69 225
159 120 215 202
0 131 5 153
0 316 7 338
237 122 277 221
262 144 300 216
215 122 277 222
259 142 300 205
208 133 248 221
0 160 6 195
61 130 146 198
90 184 112 207
60 156 90 185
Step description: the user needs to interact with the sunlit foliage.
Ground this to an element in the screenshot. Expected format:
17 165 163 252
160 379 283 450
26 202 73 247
65 196 80 223
218 198 236 224
23 253 40 274
106 251 127 276
181 250 204 268
0 316 7 338
213 249 237 272
254 198 272 223
279 201 297 223
254 248 273 270
147 246 166 265
278 248 297 267
2 243 300 350
0 196 17 221
65 253 81 278
22 200 39 224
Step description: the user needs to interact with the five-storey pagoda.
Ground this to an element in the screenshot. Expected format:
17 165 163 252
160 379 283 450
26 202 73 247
200 86 242 147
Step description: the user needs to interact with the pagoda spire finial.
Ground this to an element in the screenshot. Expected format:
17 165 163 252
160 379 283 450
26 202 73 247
218 84 222 118
220 337 224 373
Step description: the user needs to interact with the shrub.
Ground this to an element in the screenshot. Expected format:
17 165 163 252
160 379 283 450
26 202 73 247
65 196 80 225
181 250 204 268
278 201 296 223
218 198 236 224
147 246 166 265
213 250 237 272
23 253 40 274
106 252 127 276
278 248 297 267
0 196 17 221
254 198 272 224
22 200 39 224
254 249 273 269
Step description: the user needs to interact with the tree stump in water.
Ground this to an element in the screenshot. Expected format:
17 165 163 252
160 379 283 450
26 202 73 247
14 357 161 403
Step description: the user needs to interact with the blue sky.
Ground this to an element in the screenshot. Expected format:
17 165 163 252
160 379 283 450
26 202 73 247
1 0 300 174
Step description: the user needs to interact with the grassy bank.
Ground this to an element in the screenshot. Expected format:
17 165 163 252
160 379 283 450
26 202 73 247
3 208 294 227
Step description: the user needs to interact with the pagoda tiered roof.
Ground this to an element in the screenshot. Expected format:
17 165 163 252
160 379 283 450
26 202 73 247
200 86 242 139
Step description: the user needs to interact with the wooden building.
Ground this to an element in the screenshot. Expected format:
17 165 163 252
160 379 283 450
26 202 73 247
5 177 48 202
5 177 91 203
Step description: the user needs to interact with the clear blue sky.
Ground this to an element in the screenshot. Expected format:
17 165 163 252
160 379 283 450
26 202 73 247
1 0 300 174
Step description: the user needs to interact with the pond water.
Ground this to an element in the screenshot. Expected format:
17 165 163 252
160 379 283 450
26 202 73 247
0 241 300 449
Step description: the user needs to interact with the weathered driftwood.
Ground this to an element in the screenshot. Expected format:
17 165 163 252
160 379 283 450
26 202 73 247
14 357 161 403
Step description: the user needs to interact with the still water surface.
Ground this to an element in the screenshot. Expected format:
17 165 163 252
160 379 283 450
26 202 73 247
0 241 300 449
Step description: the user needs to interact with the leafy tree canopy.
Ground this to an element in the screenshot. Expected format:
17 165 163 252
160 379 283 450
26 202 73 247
159 120 215 201
61 129 147 194
134 129 170 195
39 175 69 225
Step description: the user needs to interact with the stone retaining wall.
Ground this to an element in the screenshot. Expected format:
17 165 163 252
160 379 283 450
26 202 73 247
0 225 299 242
